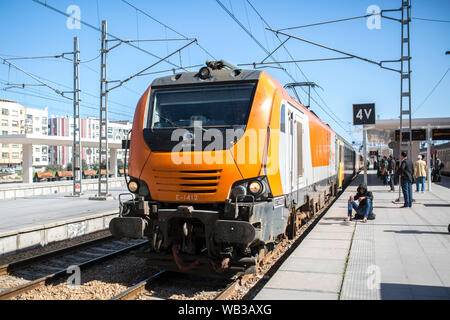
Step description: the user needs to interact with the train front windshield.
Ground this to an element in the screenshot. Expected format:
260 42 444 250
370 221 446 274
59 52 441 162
149 83 256 129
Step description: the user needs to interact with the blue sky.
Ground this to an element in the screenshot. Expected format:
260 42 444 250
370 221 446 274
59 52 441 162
0 0 449 143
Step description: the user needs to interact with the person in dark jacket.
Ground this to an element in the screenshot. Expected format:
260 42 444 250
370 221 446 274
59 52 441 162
346 183 374 223
388 155 396 192
399 151 414 208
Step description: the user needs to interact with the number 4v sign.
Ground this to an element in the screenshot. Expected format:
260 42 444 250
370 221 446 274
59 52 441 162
353 103 375 125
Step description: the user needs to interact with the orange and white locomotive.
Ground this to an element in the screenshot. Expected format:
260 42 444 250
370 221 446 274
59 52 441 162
110 61 357 272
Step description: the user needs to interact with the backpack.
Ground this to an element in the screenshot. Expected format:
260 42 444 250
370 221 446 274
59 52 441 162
354 212 376 220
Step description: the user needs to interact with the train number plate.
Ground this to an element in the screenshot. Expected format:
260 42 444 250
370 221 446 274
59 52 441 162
273 196 285 208
175 194 198 201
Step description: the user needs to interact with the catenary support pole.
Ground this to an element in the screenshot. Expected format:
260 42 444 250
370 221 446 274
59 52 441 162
427 124 432 192
72 37 82 196
363 126 368 185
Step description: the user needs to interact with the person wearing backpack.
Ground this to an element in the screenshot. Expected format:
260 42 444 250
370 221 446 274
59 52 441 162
346 183 375 223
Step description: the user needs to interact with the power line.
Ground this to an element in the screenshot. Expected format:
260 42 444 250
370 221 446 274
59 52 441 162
245 1 352 136
276 14 374 31
2 86 132 119
0 62 135 111
413 67 450 115
412 17 450 23
0 73 134 119
0 55 72 100
238 56 355 66
120 0 216 60
215 0 294 81
32 0 188 71
217 0 352 137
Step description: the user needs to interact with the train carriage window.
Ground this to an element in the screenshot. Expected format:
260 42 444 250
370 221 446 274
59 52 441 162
297 122 303 177
280 104 286 133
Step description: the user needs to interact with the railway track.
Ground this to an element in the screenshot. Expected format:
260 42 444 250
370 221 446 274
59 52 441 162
1 180 351 300
111 270 167 300
108 187 346 301
110 270 235 301
0 235 148 300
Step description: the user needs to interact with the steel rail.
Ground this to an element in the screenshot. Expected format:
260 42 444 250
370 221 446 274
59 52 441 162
110 270 167 300
0 238 149 300
214 280 240 300
0 235 114 276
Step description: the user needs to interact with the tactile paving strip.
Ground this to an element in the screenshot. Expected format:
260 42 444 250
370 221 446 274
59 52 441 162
340 221 381 300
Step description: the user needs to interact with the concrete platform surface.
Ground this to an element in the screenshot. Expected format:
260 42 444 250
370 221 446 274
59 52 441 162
255 172 450 300
0 187 126 234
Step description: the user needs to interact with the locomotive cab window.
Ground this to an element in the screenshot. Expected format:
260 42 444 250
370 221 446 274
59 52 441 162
148 83 256 129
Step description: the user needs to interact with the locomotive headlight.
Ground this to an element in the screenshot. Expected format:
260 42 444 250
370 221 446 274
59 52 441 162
128 181 139 193
248 181 263 195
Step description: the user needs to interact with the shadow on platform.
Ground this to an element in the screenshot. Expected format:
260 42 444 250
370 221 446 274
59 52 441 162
380 282 450 300
423 204 450 207
384 229 449 235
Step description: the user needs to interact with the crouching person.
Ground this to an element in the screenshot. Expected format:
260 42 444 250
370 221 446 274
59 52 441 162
346 183 375 223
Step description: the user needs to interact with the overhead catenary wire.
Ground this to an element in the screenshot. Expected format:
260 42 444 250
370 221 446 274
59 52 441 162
32 0 188 71
412 17 450 23
217 0 352 137
244 0 353 137
238 56 355 66
0 55 72 100
276 13 377 31
0 77 133 117
413 67 450 115
2 85 132 119
0 62 135 112
119 0 217 60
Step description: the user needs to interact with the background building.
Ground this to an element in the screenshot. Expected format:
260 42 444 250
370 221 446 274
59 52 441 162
0 99 48 168
25 106 49 168
48 115 131 168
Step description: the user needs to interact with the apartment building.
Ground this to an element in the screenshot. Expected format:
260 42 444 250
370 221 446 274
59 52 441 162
48 115 131 168
25 106 49 167
0 99 25 166
1 100 49 168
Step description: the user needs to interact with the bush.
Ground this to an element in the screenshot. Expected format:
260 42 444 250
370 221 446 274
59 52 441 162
45 164 62 172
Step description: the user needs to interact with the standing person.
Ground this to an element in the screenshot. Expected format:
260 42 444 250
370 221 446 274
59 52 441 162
380 156 388 185
388 155 396 192
414 155 427 193
399 151 414 208
435 157 444 182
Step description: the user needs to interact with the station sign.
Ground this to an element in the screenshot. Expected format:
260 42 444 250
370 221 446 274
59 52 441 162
432 128 450 141
353 103 375 125
395 129 426 142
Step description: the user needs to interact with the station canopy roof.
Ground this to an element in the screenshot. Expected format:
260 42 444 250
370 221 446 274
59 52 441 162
0 134 123 148
365 117 450 145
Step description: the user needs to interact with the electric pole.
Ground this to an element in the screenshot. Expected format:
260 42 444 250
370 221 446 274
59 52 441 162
72 37 82 196
93 20 110 199
397 0 412 202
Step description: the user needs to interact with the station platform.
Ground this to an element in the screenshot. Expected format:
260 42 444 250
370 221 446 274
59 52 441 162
0 177 126 200
0 187 127 256
255 171 450 300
